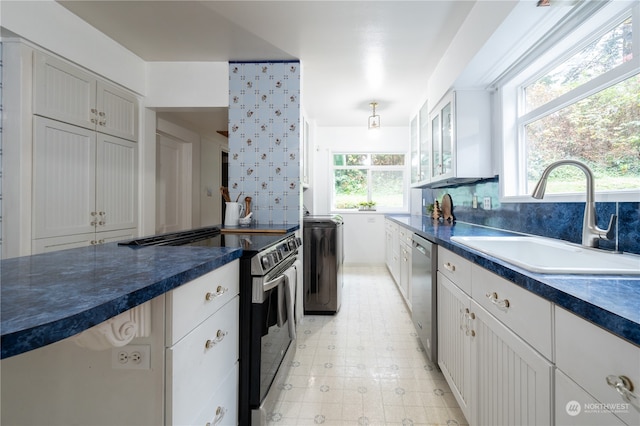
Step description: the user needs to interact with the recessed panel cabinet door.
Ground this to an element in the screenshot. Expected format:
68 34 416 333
96 81 139 141
96 134 138 232
471 301 553 426
33 117 96 239
33 53 97 131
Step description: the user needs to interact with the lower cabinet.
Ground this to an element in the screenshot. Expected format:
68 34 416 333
384 219 412 308
471 300 552 425
165 260 240 426
437 246 553 425
555 306 640 426
437 272 472 418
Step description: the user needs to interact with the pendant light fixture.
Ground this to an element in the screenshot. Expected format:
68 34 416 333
368 102 380 130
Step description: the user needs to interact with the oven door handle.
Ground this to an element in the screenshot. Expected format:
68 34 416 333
263 274 286 292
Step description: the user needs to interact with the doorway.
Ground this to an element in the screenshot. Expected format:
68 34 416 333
156 132 192 233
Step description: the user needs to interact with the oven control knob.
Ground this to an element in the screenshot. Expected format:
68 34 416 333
261 255 271 269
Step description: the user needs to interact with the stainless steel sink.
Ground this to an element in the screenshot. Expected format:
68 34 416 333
450 236 640 275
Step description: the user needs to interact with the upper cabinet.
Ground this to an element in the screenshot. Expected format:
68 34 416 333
429 90 492 185
34 52 139 142
412 90 493 188
410 100 431 186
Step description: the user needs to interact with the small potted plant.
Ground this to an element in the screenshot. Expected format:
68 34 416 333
358 201 377 211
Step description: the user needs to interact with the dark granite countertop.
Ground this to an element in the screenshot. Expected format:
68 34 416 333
220 223 300 233
386 215 640 347
1 243 243 359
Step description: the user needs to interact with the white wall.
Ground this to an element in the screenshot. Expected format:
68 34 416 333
310 126 410 265
1 0 146 94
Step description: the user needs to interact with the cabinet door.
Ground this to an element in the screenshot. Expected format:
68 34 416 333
440 101 453 177
437 272 472 420
471 301 553 426
33 53 97 130
96 81 139 141
32 233 95 254
418 100 430 182
431 113 441 179
95 134 138 232
410 115 419 183
33 117 96 239
399 241 411 306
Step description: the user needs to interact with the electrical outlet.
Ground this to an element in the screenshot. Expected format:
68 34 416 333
483 197 492 210
112 345 150 370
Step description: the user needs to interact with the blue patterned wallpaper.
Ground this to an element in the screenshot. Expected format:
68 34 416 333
423 179 640 255
228 62 301 225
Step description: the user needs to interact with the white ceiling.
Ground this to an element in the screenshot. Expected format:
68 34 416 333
58 1 477 130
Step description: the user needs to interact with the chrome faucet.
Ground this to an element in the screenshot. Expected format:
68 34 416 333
531 159 617 248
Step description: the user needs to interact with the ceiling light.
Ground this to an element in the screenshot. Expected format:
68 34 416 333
368 102 380 130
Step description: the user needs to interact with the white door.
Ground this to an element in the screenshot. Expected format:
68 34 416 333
156 133 191 233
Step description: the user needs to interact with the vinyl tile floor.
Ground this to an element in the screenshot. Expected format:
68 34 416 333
267 265 469 426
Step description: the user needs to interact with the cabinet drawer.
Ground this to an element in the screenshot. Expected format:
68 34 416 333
471 265 552 360
555 369 625 426
438 246 471 294
556 306 640 426
398 225 413 246
166 297 239 426
194 363 239 426
166 260 239 345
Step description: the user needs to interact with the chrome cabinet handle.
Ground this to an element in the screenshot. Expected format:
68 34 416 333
460 308 476 337
205 286 228 301
606 375 639 408
206 406 226 426
205 330 228 349
486 292 510 309
443 262 456 272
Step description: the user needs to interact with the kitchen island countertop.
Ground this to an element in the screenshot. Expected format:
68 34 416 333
1 243 243 359
386 214 640 347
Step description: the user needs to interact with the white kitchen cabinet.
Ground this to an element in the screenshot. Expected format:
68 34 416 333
555 306 640 426
438 271 473 419
471 300 553 425
410 99 431 186
32 117 137 250
437 246 553 425
165 260 240 426
429 90 492 185
385 219 400 284
399 233 412 308
34 52 139 142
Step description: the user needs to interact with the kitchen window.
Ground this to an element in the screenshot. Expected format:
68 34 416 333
500 2 640 201
332 153 408 212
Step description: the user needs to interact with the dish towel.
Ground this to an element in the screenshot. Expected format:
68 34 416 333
283 265 297 340
293 258 304 325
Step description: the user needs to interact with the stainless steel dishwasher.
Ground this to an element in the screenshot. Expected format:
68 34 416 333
411 233 437 362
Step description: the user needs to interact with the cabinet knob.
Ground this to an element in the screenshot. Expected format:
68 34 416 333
606 375 639 408
90 240 98 245
205 330 228 349
205 286 228 301
91 108 98 114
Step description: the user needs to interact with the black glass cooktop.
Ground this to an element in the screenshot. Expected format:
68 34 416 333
119 226 291 255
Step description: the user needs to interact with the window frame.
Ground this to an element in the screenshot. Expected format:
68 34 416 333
330 151 409 213
499 1 640 203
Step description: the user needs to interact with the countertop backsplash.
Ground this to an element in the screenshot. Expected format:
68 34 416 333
422 178 640 256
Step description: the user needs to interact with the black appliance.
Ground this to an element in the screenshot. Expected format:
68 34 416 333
302 215 343 314
120 226 302 425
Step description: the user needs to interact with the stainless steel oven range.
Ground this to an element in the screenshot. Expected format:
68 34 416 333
243 233 301 425
119 227 301 425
